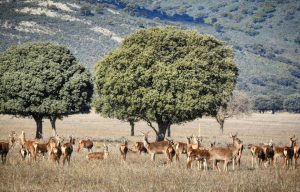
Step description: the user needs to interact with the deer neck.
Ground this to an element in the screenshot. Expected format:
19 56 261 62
143 137 149 149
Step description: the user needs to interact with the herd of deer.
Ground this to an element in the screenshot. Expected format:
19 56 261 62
0 130 299 171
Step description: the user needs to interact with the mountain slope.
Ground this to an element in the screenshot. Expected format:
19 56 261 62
0 0 299 101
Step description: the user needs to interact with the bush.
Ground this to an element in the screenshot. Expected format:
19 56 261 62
253 12 267 23
284 94 300 113
262 3 276 13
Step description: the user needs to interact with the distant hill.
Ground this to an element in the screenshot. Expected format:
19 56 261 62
0 0 299 103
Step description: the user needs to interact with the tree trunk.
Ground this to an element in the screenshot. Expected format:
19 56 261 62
220 120 224 134
49 116 57 137
33 115 43 139
156 122 170 141
216 116 225 134
167 126 171 137
129 120 135 136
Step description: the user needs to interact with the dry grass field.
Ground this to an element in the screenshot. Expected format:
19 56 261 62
0 112 300 192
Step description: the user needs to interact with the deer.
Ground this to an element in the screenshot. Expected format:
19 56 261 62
87 144 109 160
210 137 243 171
61 136 75 166
174 140 188 161
292 137 300 168
248 140 274 168
272 143 285 167
187 135 243 171
130 141 148 154
228 133 244 168
18 131 38 161
77 138 93 152
119 139 128 161
141 131 175 163
0 132 16 164
35 136 59 159
49 137 63 165
283 136 296 169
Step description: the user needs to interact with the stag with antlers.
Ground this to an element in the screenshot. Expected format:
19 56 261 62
141 131 175 162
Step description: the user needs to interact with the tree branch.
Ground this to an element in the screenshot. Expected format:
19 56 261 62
141 117 158 136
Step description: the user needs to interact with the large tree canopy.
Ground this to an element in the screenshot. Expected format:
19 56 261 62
94 27 238 141
0 42 93 138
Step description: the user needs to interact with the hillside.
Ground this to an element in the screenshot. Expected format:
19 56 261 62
0 0 299 102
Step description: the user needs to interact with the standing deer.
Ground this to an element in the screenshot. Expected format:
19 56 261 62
77 138 93 152
19 131 38 161
283 136 296 169
174 140 188 161
49 137 63 165
61 136 75 166
292 137 299 168
119 139 128 161
87 144 109 160
0 132 16 164
249 140 274 168
141 131 175 162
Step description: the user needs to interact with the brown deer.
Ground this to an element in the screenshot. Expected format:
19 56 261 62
49 137 62 165
174 140 188 161
141 131 175 162
273 144 285 166
87 144 109 160
187 135 243 171
61 136 75 166
119 139 128 161
249 144 267 168
131 141 148 154
249 140 274 168
294 140 300 169
77 138 93 152
283 136 296 169
19 131 38 161
0 132 16 164
35 136 58 159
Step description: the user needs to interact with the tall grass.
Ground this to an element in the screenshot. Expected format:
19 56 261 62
0 112 300 191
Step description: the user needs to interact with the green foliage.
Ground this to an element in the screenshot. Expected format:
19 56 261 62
253 12 267 23
253 95 271 113
284 94 300 113
94 27 238 139
0 41 93 118
262 3 276 13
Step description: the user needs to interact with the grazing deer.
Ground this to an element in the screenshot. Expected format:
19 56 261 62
61 136 75 166
77 138 93 152
0 132 16 164
119 139 128 161
19 131 38 161
141 131 175 162
87 144 109 160
131 141 148 154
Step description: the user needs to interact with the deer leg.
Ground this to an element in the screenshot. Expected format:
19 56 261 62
151 153 155 161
